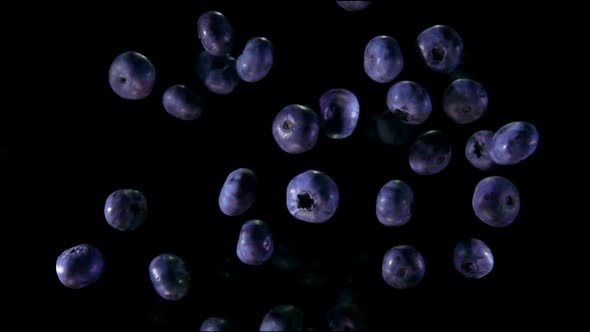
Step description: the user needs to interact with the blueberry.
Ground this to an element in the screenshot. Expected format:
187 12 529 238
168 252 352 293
286 170 339 223
197 11 235 56
272 104 320 154
237 37 274 83
465 130 496 171
443 78 488 124
319 89 360 139
219 168 257 216
374 111 419 146
237 220 273 266
472 176 520 227
381 245 425 289
162 84 204 121
104 189 147 232
489 121 539 165
196 51 239 95
364 35 404 83
200 317 239 332
56 244 104 289
108 51 156 100
386 81 432 125
326 303 367 332
259 304 304 332
271 240 305 272
376 180 414 227
409 130 452 175
336 1 372 11
417 25 463 73
148 254 190 301
453 238 494 279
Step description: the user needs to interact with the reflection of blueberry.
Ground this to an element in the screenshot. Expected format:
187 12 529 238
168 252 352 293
381 245 425 289
56 244 104 289
148 254 190 301
237 220 273 266
443 78 488 124
409 130 452 175
417 25 463 73
219 168 257 217
200 317 239 332
162 85 204 121
326 303 367 332
259 304 304 332
197 11 234 56
237 37 274 82
108 51 156 100
472 176 520 227
454 238 494 279
336 1 372 11
376 180 414 227
364 35 403 83
104 189 147 232
465 130 496 171
196 51 239 95
387 81 432 125
272 105 320 154
489 121 539 165
286 170 339 224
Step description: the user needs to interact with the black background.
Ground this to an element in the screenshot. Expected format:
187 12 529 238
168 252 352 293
45 1 547 328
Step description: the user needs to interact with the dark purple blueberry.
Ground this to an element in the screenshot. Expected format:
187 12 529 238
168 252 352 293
197 11 235 56
148 254 190 301
376 179 414 227
386 81 432 125
219 168 257 217
374 111 419 146
259 304 304 332
336 1 372 11
104 189 147 232
272 104 320 154
108 51 156 100
236 220 273 266
364 35 404 83
319 89 360 139
472 176 520 227
271 240 305 272
56 244 104 289
381 245 425 289
417 25 463 73
443 78 488 124
409 130 452 175
162 84 204 121
200 317 239 332
236 37 274 82
286 170 339 223
453 238 494 279
196 51 239 95
465 130 496 171
489 121 539 165
326 303 367 332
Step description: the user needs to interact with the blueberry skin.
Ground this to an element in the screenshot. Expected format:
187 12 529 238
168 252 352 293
237 37 274 83
196 51 239 95
409 130 452 175
443 78 488 124
56 244 104 289
417 25 463 73
465 130 496 171
319 89 360 139
453 238 494 279
104 189 147 232
336 1 372 11
162 85 204 121
286 170 339 223
374 111 418 146
364 36 404 83
326 303 367 332
472 176 520 227
200 317 239 332
197 11 235 56
386 81 432 125
272 105 320 154
381 245 425 289
148 254 190 301
237 220 274 266
489 121 539 165
219 168 257 217
376 180 414 227
259 304 304 332
108 51 156 100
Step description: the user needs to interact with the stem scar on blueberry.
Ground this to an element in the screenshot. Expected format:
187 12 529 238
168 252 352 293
430 46 446 63
282 120 294 131
118 76 127 84
296 192 315 211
